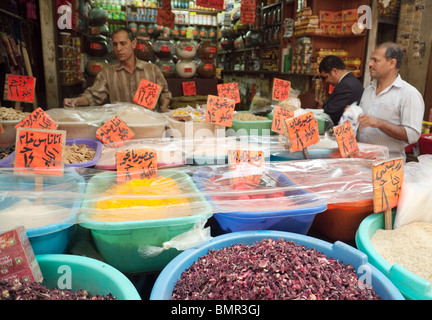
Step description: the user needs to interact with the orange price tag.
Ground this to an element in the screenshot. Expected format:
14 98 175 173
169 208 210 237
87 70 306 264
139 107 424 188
116 148 157 184
133 79 162 110
0 122 3 135
182 81 197 96
334 121 359 158
272 78 291 101
285 112 319 153
372 158 403 213
5 74 36 103
96 116 135 148
217 83 241 104
205 95 236 127
228 149 264 185
14 128 66 176
271 105 294 134
15 107 57 130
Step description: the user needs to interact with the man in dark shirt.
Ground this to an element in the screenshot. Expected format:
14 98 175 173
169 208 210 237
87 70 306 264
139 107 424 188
317 55 364 125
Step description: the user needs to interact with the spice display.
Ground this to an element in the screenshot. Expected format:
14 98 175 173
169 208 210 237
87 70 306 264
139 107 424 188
172 238 381 300
64 143 96 164
0 107 30 121
93 177 191 222
233 113 269 121
371 222 432 285
169 106 206 122
0 280 116 300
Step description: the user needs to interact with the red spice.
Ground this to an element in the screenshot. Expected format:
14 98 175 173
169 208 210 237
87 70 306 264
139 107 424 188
171 238 381 300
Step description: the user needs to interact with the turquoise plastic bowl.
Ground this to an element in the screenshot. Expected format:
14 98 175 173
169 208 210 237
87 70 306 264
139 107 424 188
228 111 275 136
356 212 432 300
150 230 404 300
80 170 213 274
0 169 85 254
36 254 141 300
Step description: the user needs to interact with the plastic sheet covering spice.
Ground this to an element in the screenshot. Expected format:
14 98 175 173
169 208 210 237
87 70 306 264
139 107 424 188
0 158 377 231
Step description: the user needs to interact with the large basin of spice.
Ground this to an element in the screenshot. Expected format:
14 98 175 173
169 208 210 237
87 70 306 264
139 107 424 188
356 211 432 300
79 169 213 273
227 111 275 136
36 254 141 300
150 230 404 300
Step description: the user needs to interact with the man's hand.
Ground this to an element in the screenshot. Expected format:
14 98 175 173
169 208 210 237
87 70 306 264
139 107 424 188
63 96 89 109
358 113 408 142
358 113 379 130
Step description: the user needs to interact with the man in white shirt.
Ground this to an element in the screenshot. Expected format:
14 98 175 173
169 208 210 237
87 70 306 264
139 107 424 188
357 42 424 162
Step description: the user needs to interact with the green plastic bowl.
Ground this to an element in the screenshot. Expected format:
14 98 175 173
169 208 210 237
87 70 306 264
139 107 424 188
356 211 432 300
228 111 275 136
80 170 213 274
36 254 141 300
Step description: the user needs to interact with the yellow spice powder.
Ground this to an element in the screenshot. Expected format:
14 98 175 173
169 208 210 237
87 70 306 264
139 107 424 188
93 177 190 221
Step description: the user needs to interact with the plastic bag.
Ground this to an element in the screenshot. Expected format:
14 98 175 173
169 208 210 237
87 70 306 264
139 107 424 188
339 102 363 135
394 155 432 228
102 102 167 126
137 220 212 258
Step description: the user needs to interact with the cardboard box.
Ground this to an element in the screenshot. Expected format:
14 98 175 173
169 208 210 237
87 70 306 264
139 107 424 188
342 9 358 22
319 11 334 23
0 227 43 283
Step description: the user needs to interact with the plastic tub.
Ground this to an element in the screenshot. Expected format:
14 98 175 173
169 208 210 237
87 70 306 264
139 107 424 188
228 111 275 136
36 254 141 300
356 211 432 300
46 107 104 140
165 116 216 139
150 230 404 300
0 170 85 254
79 170 213 273
312 199 374 241
192 168 327 235
0 119 21 146
0 138 102 168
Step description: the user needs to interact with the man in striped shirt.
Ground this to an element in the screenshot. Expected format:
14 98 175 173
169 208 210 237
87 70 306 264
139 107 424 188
357 42 424 162
63 27 172 112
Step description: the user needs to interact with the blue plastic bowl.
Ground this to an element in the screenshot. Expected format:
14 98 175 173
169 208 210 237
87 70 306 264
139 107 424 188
0 169 85 254
150 230 404 300
36 254 141 300
192 168 327 234
0 138 102 168
356 212 432 300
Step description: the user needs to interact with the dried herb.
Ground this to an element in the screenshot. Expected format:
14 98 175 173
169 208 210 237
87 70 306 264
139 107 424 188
172 238 381 300
0 280 117 300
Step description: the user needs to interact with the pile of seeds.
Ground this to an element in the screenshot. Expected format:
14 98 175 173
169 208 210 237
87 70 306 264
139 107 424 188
0 280 117 300
172 238 381 300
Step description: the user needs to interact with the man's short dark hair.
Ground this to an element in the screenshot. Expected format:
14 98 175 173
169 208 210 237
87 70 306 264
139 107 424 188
112 27 136 41
378 42 403 70
318 55 347 73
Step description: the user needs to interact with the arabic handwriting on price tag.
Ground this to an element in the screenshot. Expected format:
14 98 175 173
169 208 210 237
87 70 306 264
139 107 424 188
217 83 241 104
15 107 57 130
116 148 157 184
285 112 319 153
5 74 36 103
372 158 404 230
334 121 359 158
14 128 66 176
272 78 291 101
372 158 403 213
271 105 294 134
96 116 135 148
205 95 236 127
133 79 162 110
228 149 264 185
182 81 196 96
